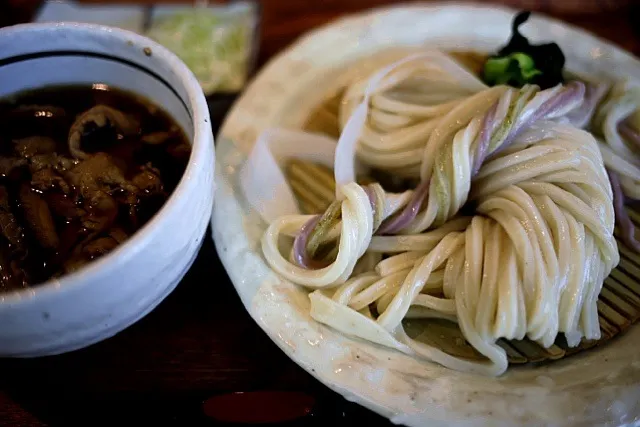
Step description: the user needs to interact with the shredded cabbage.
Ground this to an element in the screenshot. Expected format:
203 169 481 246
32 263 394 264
145 6 253 94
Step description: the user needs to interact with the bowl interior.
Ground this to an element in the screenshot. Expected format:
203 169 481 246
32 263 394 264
0 54 193 139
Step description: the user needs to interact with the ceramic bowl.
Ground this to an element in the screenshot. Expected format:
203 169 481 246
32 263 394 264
0 22 214 357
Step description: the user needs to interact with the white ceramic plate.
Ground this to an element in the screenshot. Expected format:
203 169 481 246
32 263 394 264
212 4 640 426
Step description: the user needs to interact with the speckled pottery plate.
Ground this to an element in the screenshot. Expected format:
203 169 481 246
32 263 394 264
211 3 640 426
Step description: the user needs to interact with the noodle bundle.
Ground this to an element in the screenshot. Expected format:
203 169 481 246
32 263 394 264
241 49 640 376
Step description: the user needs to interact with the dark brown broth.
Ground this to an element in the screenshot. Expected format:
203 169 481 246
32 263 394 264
0 85 191 291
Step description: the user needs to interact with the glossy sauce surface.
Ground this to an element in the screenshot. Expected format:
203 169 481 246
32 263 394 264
0 85 191 291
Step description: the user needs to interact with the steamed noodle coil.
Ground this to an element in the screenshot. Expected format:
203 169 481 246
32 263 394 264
241 49 640 376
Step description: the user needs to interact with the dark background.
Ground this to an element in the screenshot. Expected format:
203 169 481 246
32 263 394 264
1 1 639 426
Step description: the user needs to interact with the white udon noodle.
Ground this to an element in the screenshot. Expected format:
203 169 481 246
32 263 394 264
593 79 640 198
257 51 625 376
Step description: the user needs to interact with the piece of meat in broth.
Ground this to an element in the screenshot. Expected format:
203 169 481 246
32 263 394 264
20 185 59 249
29 153 77 175
0 157 27 178
44 192 84 219
131 163 164 194
80 191 118 233
13 136 57 158
65 153 132 232
66 152 134 193
19 184 59 249
31 168 72 194
62 247 88 274
64 227 129 274
68 105 140 159
83 237 119 258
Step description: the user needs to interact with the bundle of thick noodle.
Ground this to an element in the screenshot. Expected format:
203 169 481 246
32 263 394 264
241 49 632 376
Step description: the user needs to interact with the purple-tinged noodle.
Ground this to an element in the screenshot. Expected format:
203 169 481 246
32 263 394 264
501 81 586 149
292 215 329 269
471 101 498 176
608 170 640 252
529 81 586 124
363 185 376 211
376 179 430 235
619 119 640 151
566 81 610 128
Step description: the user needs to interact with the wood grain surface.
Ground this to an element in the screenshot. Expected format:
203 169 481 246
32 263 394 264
0 1 639 426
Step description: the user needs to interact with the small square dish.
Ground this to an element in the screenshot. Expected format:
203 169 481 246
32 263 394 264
35 1 260 105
